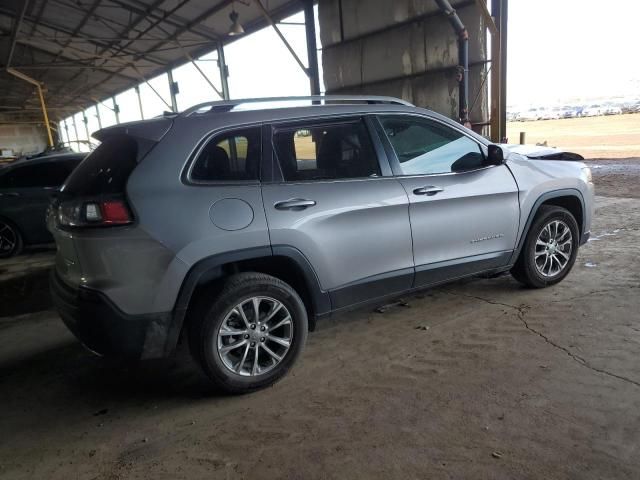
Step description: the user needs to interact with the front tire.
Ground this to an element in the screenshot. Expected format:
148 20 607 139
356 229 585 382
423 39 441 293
189 272 308 394
0 219 23 259
511 205 580 288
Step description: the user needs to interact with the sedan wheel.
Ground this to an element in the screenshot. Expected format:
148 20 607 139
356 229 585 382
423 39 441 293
0 220 22 258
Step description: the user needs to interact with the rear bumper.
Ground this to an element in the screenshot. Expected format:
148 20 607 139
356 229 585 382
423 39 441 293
50 271 173 360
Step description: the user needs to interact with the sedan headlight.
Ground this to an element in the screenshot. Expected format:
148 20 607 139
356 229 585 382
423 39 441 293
582 167 593 183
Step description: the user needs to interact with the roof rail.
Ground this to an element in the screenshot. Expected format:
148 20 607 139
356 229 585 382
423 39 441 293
179 95 414 117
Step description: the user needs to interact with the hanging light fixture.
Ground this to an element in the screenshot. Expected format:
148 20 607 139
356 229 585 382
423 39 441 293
228 2 245 36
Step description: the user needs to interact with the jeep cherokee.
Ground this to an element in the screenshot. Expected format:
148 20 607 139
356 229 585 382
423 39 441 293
49 96 594 393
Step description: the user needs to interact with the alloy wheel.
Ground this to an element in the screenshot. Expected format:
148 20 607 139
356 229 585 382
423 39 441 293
216 296 293 376
0 221 18 256
534 220 573 277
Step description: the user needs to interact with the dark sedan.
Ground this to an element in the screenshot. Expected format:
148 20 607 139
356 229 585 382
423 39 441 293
0 152 85 258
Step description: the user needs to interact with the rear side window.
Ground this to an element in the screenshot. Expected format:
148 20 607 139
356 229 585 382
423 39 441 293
63 135 138 195
190 127 261 182
0 160 78 188
273 120 379 181
379 116 484 175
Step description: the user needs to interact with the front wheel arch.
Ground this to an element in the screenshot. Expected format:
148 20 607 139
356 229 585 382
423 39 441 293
512 189 585 263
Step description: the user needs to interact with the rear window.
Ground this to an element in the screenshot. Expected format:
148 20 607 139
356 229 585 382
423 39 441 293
0 159 79 188
63 135 138 195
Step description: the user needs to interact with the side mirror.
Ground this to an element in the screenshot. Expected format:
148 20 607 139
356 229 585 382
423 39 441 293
486 144 506 166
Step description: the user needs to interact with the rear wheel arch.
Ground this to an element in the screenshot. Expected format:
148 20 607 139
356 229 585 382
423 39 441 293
167 246 330 355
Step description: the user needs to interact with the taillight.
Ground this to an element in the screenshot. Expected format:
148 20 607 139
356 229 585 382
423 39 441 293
57 197 133 228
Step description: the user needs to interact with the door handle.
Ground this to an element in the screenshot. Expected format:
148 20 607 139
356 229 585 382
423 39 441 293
0 192 20 197
413 186 444 196
274 199 317 210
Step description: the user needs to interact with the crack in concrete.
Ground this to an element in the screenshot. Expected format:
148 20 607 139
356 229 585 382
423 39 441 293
442 290 640 389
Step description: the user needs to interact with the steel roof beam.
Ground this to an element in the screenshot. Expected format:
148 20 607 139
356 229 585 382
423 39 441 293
5 0 30 67
110 0 220 41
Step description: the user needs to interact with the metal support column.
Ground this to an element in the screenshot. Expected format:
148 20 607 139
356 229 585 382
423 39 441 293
489 0 501 143
112 97 120 124
498 0 508 142
491 0 508 142
217 43 230 100
167 70 179 112
135 85 144 119
94 104 102 130
71 114 80 151
303 0 321 95
82 111 90 143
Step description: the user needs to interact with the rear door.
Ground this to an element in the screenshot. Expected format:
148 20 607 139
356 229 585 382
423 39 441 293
261 116 413 309
374 114 520 286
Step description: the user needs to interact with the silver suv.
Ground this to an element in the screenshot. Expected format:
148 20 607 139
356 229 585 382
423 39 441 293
49 96 594 393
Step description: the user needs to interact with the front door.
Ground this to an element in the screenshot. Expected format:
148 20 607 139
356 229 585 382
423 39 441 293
375 114 520 287
261 117 414 309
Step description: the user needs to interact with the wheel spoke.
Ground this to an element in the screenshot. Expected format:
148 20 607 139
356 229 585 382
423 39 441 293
263 302 283 324
252 297 261 323
219 326 248 336
261 343 282 362
252 345 260 375
267 335 290 348
556 249 570 261
536 238 547 247
541 255 550 274
236 343 250 373
268 315 291 332
535 250 547 258
234 305 251 329
220 338 247 354
558 227 571 241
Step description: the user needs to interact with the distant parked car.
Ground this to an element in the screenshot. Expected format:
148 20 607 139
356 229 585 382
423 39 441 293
582 104 603 117
0 152 85 258
518 108 540 121
603 104 622 115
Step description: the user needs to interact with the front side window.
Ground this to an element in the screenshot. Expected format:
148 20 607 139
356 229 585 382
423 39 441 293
273 120 380 181
379 116 485 175
191 127 261 182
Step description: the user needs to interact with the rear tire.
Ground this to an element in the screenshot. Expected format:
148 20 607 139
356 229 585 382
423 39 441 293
188 272 308 394
0 219 23 259
511 205 579 288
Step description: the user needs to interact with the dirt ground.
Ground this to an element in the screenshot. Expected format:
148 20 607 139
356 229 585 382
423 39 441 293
507 113 640 159
2 162 640 479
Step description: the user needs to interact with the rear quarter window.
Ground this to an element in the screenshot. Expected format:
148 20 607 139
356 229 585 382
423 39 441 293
62 135 138 195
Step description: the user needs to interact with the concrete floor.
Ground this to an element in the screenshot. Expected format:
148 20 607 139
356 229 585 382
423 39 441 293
1 165 639 479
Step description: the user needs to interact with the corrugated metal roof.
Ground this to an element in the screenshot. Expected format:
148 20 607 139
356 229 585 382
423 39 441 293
0 0 302 121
